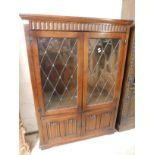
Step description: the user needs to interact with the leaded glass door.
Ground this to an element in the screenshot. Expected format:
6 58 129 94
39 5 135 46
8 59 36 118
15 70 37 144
31 31 83 115
83 32 126 110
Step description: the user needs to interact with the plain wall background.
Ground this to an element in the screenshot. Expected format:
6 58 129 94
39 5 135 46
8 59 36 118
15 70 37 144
19 0 122 133
18 0 122 18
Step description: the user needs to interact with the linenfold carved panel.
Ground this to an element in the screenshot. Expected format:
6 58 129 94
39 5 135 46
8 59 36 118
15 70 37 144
82 111 113 134
45 115 81 143
30 20 127 32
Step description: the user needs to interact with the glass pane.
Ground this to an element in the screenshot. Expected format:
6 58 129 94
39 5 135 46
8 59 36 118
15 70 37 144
37 38 78 111
88 38 120 105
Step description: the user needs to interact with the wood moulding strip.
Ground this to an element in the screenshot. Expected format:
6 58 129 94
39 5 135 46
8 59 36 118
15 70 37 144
20 14 133 32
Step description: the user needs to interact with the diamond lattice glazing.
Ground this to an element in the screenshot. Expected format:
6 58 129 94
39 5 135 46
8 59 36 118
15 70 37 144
88 38 120 105
37 38 78 110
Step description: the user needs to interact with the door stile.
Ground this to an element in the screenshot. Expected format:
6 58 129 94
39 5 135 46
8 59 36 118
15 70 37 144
111 28 131 128
77 33 84 113
31 33 46 116
82 32 89 110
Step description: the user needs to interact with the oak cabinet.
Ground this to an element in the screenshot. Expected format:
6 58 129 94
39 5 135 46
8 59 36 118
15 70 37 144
20 14 133 149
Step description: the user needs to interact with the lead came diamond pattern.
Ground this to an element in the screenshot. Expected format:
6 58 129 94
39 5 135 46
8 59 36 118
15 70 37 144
88 38 120 105
37 38 78 110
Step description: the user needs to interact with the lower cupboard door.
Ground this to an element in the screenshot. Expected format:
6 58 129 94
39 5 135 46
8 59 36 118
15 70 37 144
82 110 115 136
42 114 81 146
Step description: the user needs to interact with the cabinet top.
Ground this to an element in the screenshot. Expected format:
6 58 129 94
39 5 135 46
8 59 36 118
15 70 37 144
20 14 133 32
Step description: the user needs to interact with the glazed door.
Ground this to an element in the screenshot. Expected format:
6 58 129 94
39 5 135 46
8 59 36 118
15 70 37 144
31 31 83 115
83 32 126 111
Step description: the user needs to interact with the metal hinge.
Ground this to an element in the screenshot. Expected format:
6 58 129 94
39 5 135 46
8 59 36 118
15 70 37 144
78 106 82 113
38 108 44 120
116 96 119 103
29 35 33 45
124 39 127 44
38 108 42 114
114 96 119 112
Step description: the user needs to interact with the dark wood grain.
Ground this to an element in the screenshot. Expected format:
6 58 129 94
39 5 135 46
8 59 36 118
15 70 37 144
115 0 135 131
20 14 133 25
20 14 133 33
21 14 133 149
111 26 131 129
116 26 135 131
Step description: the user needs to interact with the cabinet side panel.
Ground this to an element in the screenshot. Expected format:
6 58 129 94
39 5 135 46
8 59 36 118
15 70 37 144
23 25 45 145
116 27 135 131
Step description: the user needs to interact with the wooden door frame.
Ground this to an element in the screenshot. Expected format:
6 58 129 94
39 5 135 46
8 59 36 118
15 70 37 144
24 25 44 145
31 31 84 116
82 32 127 112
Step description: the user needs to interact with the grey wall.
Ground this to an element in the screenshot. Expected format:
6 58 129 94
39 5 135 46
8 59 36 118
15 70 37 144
121 0 135 20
